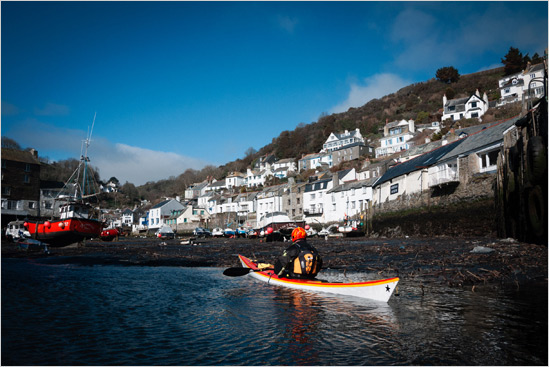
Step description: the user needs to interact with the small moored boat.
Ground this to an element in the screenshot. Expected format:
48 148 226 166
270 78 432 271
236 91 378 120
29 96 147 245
234 255 399 302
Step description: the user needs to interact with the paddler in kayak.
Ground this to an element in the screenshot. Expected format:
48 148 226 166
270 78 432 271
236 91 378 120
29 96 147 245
272 227 323 279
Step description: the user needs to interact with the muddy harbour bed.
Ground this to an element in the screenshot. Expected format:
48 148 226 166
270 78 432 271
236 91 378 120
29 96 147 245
2 235 547 291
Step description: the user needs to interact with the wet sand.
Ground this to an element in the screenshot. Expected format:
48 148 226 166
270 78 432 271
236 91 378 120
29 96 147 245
2 235 547 289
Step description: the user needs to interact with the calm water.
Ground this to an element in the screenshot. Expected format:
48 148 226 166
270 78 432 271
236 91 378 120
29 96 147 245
2 258 547 366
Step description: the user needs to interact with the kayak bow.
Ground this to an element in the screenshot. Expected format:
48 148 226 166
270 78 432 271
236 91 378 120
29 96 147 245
237 254 399 302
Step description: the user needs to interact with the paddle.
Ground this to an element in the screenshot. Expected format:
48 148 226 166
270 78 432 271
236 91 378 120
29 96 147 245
223 267 271 277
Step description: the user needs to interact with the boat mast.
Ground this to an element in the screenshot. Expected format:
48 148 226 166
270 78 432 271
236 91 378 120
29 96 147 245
82 113 95 197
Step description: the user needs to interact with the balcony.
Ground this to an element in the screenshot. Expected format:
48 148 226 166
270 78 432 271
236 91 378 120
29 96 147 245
429 168 459 187
304 207 323 216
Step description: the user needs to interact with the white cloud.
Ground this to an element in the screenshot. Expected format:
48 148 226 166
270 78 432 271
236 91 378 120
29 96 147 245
3 118 210 186
92 142 209 186
330 73 411 114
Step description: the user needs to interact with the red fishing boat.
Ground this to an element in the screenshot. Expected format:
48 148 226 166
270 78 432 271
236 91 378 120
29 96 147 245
24 202 103 247
23 114 104 247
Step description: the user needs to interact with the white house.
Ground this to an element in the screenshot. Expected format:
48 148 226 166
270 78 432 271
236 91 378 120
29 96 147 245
498 62 545 106
245 167 273 188
298 152 332 171
373 117 518 206
272 158 297 179
325 178 375 223
121 208 134 227
428 118 517 188
321 128 365 153
442 89 489 122
148 198 185 230
255 184 286 227
185 181 209 199
375 119 416 158
205 179 227 192
226 172 246 189
303 178 332 224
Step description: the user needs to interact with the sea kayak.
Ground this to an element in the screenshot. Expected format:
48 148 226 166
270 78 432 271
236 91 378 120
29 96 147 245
237 255 399 302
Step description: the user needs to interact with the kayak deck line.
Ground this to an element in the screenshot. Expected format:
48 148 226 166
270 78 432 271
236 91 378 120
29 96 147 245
237 254 399 302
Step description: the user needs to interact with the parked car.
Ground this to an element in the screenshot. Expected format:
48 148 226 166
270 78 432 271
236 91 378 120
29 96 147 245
156 225 175 239
318 224 339 236
193 227 212 238
4 220 30 241
212 227 224 237
246 229 258 239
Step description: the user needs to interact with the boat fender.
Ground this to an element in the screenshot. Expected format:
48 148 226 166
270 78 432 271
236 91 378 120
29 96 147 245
527 185 546 238
507 146 519 173
526 136 547 184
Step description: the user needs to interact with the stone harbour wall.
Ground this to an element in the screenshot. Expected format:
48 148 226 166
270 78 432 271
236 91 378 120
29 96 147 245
371 174 497 237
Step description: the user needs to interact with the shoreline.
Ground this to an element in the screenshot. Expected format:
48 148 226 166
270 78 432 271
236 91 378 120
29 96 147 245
2 235 547 290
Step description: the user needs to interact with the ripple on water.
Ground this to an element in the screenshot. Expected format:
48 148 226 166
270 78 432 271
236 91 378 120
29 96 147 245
2 259 546 366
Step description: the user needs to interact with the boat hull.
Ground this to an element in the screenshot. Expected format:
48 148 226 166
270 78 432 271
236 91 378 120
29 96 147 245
24 218 103 247
238 255 399 302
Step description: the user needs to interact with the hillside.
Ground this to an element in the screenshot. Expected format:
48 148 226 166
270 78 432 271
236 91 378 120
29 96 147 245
132 66 525 204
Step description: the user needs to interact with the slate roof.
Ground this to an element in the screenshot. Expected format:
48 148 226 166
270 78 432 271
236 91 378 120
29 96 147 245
209 179 226 188
152 199 171 209
334 129 360 140
328 177 376 194
373 117 519 188
332 142 366 152
304 178 331 193
438 117 519 163
373 139 463 187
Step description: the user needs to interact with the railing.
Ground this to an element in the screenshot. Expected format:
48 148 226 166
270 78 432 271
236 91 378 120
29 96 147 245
429 168 459 187
304 207 323 215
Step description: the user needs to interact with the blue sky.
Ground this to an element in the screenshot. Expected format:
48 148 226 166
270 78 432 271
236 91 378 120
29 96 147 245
2 1 547 186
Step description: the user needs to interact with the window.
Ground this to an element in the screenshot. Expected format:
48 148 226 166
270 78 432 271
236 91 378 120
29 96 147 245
2 186 10 195
471 102 477 108
504 88 510 94
23 175 30 183
28 202 36 209
25 164 31 172
480 150 499 171
471 112 479 118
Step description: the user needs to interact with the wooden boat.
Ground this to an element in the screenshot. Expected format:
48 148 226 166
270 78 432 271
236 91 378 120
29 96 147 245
23 114 104 247
236 255 399 302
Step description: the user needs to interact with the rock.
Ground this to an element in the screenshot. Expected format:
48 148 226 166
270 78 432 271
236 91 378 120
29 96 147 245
470 246 495 254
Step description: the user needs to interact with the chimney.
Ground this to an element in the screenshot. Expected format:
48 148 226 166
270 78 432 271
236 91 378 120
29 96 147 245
332 174 340 188
29 149 38 158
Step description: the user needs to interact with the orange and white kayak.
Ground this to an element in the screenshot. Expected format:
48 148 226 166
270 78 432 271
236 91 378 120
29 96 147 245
238 255 399 302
